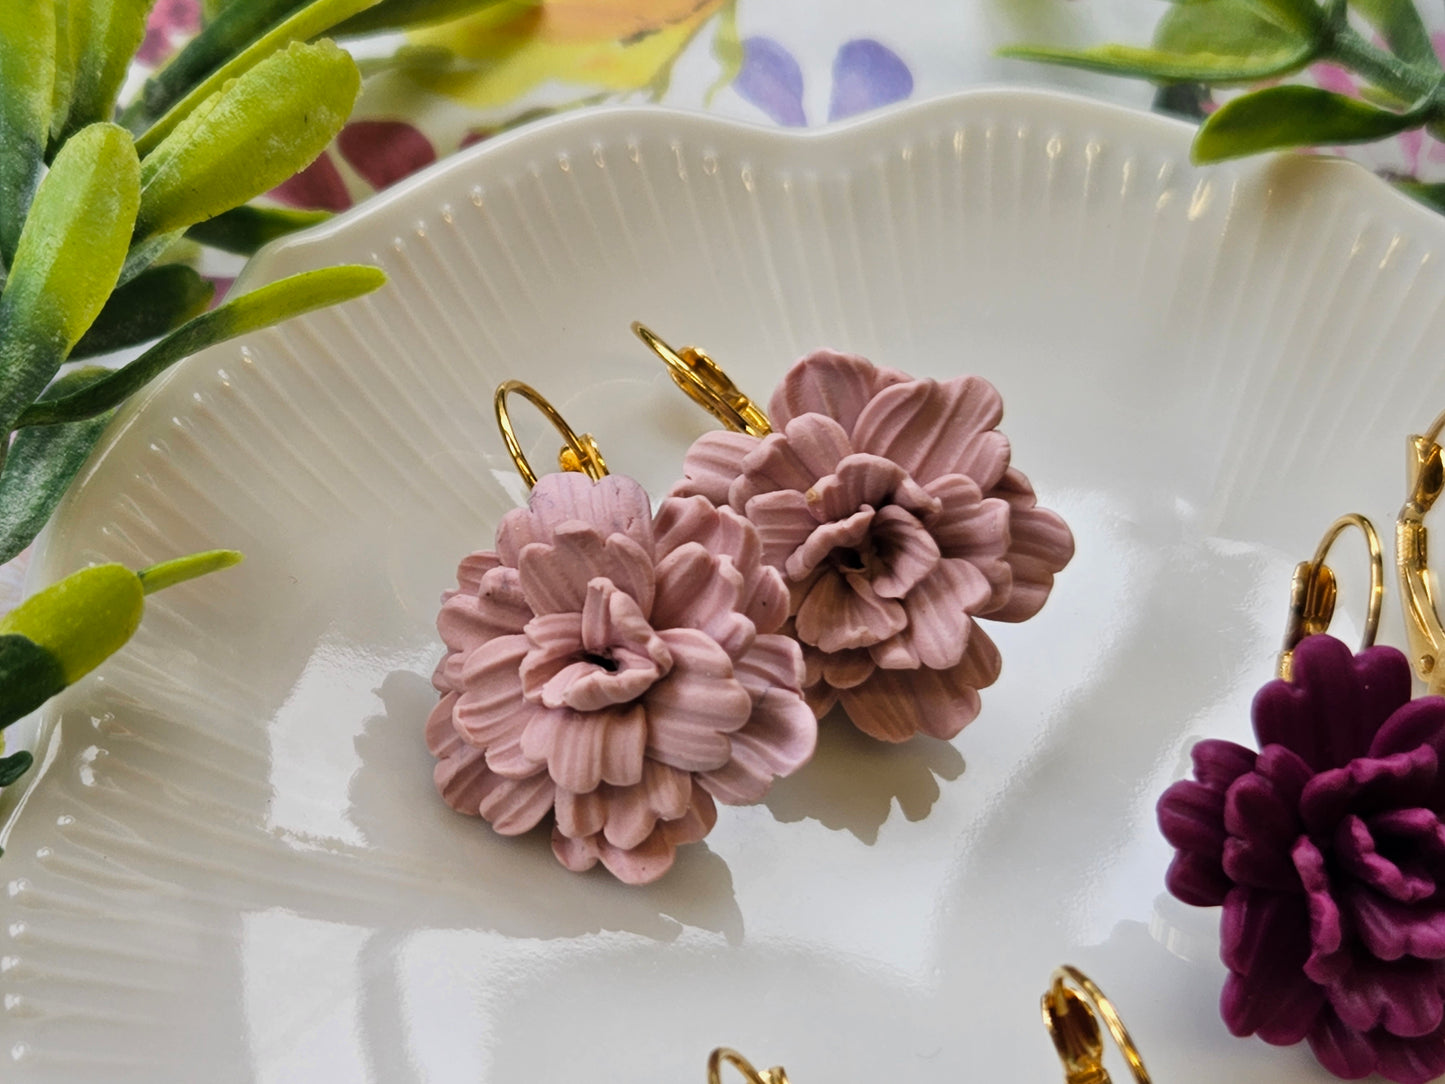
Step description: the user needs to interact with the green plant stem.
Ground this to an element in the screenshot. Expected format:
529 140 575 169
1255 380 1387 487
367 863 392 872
1329 24 1442 104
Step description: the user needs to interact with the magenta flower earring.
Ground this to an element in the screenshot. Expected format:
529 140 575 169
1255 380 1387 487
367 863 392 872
1157 514 1445 1084
634 323 1075 744
426 381 816 885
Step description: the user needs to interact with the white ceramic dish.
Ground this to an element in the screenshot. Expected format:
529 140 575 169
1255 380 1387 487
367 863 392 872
3 88 1442 1082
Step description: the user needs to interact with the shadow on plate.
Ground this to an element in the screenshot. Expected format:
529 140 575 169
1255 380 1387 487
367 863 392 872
764 707 966 844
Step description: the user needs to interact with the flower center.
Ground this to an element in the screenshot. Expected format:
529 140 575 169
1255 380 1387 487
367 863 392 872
583 651 619 673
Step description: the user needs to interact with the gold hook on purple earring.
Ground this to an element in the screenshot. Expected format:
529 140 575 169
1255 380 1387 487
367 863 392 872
1399 409 1445 689
706 1048 790 1084
493 380 608 490
1042 966 1152 1084
632 321 773 439
1279 513 1384 682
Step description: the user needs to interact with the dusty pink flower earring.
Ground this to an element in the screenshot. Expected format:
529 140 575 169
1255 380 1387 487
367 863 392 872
426 381 816 885
1158 514 1445 1084
634 323 1075 744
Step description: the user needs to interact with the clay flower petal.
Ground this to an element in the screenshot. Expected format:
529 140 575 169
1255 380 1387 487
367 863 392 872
654 498 789 633
794 567 907 652
767 348 908 432
651 542 752 658
516 523 656 617
643 628 753 770
804 453 939 524
851 374 1010 490
984 469 1075 622
1253 637 1414 772
839 625 1001 742
497 471 655 566
785 506 874 582
728 414 854 510
672 430 758 506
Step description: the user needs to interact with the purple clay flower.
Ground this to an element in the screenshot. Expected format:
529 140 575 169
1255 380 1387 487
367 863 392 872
1158 634 1445 1083
428 473 816 885
671 351 1074 742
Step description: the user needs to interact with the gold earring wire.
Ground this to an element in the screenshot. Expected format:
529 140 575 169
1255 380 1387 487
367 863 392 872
1399 408 1445 688
631 321 773 438
1277 513 1384 682
493 380 608 490
1042 966 1152 1084
706 1048 790 1084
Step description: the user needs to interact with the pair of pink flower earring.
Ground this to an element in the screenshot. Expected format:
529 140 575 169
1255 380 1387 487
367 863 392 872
1159 428 1445 1084
426 329 1076 884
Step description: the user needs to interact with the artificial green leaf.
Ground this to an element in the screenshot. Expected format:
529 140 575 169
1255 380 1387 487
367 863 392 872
134 40 361 240
1155 0 1307 57
1394 179 1445 214
0 367 117 565
135 0 380 156
138 549 243 594
185 204 331 255
0 553 242 732
997 39 1315 84
49 0 80 151
331 0 517 36
0 123 140 434
0 750 35 786
0 635 65 730
1351 0 1437 68
125 0 308 131
52 0 151 144
16 265 386 427
117 230 184 288
72 265 216 360
1242 0 1326 36
1193 85 1423 162
0 565 144 685
0 0 57 266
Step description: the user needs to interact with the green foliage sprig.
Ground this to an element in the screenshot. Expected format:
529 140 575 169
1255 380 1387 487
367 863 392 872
0 0 505 794
1002 0 1445 208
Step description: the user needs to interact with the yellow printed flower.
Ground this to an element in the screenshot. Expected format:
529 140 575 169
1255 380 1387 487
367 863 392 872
408 0 734 109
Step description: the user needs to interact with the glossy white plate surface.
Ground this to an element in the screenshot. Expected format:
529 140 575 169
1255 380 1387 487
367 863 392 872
5 89 1443 1082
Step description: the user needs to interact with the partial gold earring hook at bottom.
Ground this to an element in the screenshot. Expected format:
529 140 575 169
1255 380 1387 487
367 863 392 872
1042 966 1152 1084
493 380 609 490
706 1048 790 1084
1278 513 1384 682
631 321 773 438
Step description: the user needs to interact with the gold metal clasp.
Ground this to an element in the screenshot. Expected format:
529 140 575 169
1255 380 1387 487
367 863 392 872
1399 409 1445 688
493 380 608 490
1278 513 1384 682
1042 966 1152 1084
707 1048 790 1084
632 322 773 438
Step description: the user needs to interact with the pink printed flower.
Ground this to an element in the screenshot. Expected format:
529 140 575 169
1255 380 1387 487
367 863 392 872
1159 635 1445 1083
671 350 1074 742
428 472 816 885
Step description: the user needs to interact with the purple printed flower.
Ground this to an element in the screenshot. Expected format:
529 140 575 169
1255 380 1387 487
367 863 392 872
428 472 816 885
137 0 200 67
671 350 1074 742
1158 635 1445 1083
271 120 438 212
734 36 913 127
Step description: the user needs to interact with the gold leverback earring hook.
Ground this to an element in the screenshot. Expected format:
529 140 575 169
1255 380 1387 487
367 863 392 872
631 322 773 438
1278 513 1384 682
1042 966 1152 1084
706 1048 790 1084
1399 408 1445 688
493 380 609 490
